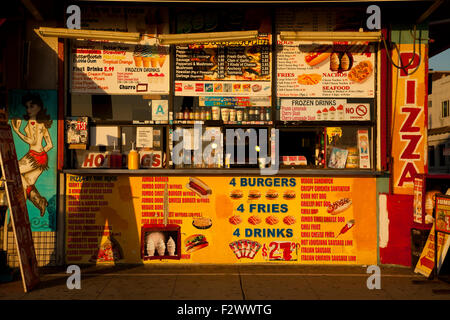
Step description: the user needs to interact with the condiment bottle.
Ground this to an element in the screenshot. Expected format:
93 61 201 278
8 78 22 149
260 107 265 121
195 107 200 120
110 141 122 168
200 107 205 120
265 107 271 121
206 108 211 120
128 141 139 170
243 108 249 121
189 105 194 120
249 108 255 121
183 104 189 120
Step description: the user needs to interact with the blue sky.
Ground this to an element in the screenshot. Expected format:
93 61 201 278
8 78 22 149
429 48 450 71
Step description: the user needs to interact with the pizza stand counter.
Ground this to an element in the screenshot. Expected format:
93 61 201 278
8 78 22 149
63 168 381 265
58 4 385 266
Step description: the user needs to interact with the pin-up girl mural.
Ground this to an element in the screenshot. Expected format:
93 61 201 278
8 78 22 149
11 93 53 217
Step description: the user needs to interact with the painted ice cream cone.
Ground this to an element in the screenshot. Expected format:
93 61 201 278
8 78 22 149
167 237 176 256
146 238 155 256
156 238 166 256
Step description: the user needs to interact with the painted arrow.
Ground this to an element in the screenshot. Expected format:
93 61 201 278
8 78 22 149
420 256 434 270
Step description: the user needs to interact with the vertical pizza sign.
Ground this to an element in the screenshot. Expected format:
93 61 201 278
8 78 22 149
391 38 428 195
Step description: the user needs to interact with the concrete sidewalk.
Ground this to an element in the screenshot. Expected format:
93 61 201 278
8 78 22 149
1 264 450 300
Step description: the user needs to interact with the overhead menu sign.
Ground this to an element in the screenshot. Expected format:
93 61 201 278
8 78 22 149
276 39 376 98
174 34 271 96
280 99 371 121
71 40 170 94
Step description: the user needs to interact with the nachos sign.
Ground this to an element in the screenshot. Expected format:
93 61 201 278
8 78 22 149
392 44 427 195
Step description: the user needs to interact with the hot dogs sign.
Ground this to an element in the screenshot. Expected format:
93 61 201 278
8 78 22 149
276 40 376 98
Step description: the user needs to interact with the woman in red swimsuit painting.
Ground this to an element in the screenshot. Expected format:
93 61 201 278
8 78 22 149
11 93 53 216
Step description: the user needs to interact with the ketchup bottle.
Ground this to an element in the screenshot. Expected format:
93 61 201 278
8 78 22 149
110 141 122 169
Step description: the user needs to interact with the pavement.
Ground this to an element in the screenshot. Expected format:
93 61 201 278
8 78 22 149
1 264 450 301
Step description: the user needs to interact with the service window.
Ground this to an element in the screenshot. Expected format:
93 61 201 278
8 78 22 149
171 7 273 169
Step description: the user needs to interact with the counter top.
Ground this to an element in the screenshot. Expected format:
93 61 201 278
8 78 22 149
63 168 388 177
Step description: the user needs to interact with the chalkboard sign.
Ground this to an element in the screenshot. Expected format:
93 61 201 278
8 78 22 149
0 124 39 292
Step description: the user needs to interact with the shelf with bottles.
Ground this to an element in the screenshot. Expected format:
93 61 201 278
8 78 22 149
171 125 223 169
174 106 272 124
174 96 273 126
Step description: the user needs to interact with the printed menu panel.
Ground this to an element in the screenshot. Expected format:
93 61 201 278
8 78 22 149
174 35 271 96
276 39 375 98
280 98 370 121
66 175 377 265
71 40 170 94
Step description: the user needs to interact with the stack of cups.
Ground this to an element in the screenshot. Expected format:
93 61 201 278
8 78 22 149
212 107 220 120
221 108 229 122
229 108 236 122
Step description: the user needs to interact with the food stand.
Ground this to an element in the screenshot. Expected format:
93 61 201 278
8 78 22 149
44 3 407 266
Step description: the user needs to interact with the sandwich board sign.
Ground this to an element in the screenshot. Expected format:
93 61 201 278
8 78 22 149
0 123 40 292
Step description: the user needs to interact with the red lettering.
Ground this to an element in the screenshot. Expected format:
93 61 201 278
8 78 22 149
401 135 421 160
406 80 416 104
400 107 421 132
397 162 419 187
152 154 161 167
94 154 105 167
400 53 420 77
83 154 94 167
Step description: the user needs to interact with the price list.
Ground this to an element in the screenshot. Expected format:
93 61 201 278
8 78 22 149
175 42 270 81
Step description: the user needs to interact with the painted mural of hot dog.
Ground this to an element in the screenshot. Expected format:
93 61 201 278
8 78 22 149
186 177 212 197
327 198 352 215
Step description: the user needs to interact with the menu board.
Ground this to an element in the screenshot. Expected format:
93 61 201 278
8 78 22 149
413 176 425 224
71 40 170 94
174 35 271 96
436 195 450 233
280 98 371 121
276 40 375 98
65 175 377 265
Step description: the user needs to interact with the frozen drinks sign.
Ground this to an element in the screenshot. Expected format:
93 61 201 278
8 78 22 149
280 99 370 121
71 41 169 94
